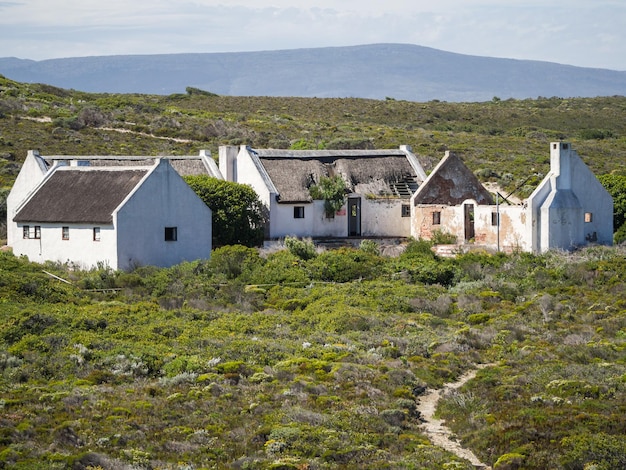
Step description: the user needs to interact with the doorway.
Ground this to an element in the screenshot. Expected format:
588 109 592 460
348 198 361 236
464 203 475 242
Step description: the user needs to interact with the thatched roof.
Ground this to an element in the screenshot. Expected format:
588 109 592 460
254 149 421 202
14 168 148 224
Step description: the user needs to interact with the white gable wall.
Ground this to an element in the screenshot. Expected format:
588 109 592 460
115 160 212 270
6 151 50 247
528 142 613 252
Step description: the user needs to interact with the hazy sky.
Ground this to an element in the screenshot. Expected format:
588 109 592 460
1 1 625 70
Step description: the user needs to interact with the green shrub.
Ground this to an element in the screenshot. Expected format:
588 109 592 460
561 433 626 470
208 245 262 280
284 236 317 260
307 247 383 282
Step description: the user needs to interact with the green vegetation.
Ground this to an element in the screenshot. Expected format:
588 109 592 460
1 76 626 468
0 241 625 469
183 176 265 247
309 175 347 218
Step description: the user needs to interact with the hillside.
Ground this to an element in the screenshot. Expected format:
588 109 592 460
2 44 626 102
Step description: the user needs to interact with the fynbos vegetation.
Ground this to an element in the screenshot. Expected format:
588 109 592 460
0 241 625 469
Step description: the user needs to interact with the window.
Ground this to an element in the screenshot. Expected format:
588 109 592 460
491 212 500 226
34 226 41 239
165 226 178 241
584 212 593 223
93 227 101 241
401 204 411 217
294 206 305 219
23 226 30 239
432 211 441 225
62 226 69 240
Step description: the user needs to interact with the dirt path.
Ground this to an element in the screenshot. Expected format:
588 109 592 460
417 364 493 469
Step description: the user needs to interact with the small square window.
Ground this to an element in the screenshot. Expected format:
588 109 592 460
23 226 30 239
62 226 69 240
401 204 411 217
93 227 101 241
432 211 441 225
294 206 305 219
165 226 178 241
491 212 499 226
584 212 593 223
34 226 41 239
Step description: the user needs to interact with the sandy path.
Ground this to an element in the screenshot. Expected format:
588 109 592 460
417 364 492 469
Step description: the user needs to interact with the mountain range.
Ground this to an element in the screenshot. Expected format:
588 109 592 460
1 43 625 102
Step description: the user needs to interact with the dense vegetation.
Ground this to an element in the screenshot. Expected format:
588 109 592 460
183 176 265 247
0 241 625 469
1 76 626 468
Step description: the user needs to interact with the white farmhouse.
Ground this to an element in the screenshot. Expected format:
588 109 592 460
218 145 426 240
8 151 213 270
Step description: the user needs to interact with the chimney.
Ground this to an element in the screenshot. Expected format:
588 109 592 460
550 142 572 190
218 145 239 182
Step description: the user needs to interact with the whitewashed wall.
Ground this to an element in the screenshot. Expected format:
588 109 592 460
361 198 411 237
268 200 347 239
116 160 212 270
11 224 118 269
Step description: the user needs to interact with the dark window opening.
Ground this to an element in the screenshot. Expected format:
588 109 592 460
34 226 41 239
432 211 441 225
491 212 499 226
23 226 30 239
402 204 411 217
165 227 178 241
93 227 101 241
62 226 69 240
294 206 305 219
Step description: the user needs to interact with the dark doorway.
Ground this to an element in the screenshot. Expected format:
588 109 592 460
348 198 361 236
464 203 475 242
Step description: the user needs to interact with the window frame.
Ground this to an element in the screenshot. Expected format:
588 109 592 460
294 206 305 219
93 227 101 241
401 204 411 218
34 226 41 239
62 226 70 240
23 225 30 239
584 212 593 223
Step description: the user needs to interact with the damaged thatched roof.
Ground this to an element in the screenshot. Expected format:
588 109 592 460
254 149 422 202
14 168 148 224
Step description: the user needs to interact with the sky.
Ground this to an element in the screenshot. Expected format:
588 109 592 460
1 1 625 71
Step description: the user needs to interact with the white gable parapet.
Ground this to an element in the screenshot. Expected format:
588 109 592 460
528 142 613 252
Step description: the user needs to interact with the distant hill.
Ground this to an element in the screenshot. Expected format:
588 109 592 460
1 43 625 102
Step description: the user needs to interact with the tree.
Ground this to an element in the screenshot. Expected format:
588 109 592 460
184 176 265 247
598 174 626 243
